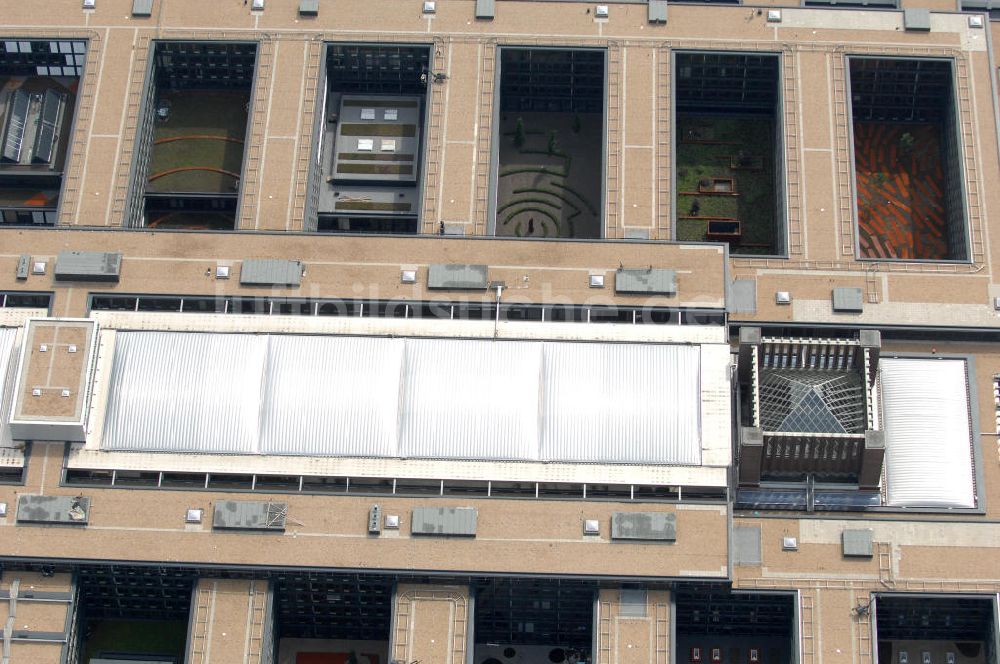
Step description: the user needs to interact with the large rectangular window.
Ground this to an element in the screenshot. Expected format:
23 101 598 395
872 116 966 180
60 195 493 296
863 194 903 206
0 39 85 226
75 566 195 663
675 587 797 664
493 47 605 239
848 57 968 261
275 572 391 656
312 43 430 234
674 51 785 256
128 41 257 230
875 595 999 664
474 578 594 662
960 0 1000 19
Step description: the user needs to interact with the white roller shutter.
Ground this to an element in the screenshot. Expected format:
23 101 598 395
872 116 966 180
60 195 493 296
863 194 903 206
102 332 266 454
400 338 541 461
260 336 403 457
881 358 975 508
541 342 702 464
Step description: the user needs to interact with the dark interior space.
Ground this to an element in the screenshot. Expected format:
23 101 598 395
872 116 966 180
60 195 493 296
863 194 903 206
849 57 966 261
675 51 784 255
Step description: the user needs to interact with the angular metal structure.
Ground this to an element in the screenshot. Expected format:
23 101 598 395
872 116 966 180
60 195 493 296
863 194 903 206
737 327 882 487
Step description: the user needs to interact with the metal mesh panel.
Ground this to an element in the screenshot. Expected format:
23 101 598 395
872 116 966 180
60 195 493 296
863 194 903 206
759 369 866 434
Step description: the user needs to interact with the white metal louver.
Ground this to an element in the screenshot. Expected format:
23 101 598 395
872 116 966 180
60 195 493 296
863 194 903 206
880 358 975 508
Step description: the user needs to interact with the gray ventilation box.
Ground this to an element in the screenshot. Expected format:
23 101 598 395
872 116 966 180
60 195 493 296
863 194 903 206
427 264 489 290
832 287 864 313
411 507 477 536
240 259 303 287
132 0 153 15
475 0 495 19
733 526 762 565
54 251 122 282
730 279 757 314
611 512 676 541
842 528 874 557
615 269 677 296
213 500 287 531
17 495 90 525
619 588 647 617
624 228 650 240
299 0 318 14
648 0 667 22
903 8 931 30
16 255 29 280
443 224 466 235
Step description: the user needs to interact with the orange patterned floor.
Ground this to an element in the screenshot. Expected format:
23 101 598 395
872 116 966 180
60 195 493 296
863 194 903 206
854 122 948 260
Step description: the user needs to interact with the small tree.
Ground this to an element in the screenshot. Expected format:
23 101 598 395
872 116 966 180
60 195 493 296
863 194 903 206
899 131 915 155
547 129 558 155
513 117 526 148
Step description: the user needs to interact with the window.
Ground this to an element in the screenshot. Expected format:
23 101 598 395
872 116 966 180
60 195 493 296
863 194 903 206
128 41 258 230
312 44 430 234
0 40 86 227
674 51 785 256
848 57 969 261
961 0 1000 18
493 48 606 239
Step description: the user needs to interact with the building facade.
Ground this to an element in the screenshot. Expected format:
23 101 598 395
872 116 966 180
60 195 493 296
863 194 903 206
1 0 1000 662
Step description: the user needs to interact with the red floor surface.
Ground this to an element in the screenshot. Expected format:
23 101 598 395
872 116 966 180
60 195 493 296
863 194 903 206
854 122 948 260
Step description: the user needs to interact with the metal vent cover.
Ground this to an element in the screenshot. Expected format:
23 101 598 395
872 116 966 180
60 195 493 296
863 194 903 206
615 269 677 296
619 588 647 617
730 279 757 314
610 512 676 541
475 0 495 17
17 495 90 525
903 8 931 30
733 526 762 565
54 252 122 282
648 0 668 22
240 259 303 287
213 500 287 531
842 528 873 557
427 264 489 290
410 506 477 536
832 287 864 313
